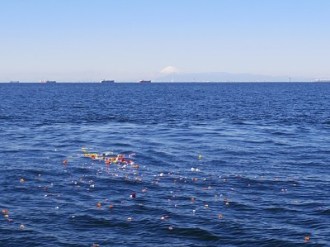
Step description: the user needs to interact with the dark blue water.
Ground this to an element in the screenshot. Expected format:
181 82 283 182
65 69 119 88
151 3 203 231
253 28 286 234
0 83 329 246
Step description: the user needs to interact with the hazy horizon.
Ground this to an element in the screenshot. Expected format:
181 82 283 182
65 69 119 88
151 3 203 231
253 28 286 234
1 0 329 82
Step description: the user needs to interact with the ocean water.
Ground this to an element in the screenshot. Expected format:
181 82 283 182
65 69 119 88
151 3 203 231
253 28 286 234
0 83 329 246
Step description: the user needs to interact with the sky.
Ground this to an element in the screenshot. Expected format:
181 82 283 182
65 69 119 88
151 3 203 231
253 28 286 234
0 0 329 82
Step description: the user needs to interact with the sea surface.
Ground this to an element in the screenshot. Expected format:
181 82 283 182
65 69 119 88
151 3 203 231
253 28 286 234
0 83 329 247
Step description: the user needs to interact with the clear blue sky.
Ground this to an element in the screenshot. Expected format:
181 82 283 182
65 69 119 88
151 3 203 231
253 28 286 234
0 0 329 81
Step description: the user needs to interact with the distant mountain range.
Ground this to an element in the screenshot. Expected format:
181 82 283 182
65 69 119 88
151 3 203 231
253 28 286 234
155 72 312 82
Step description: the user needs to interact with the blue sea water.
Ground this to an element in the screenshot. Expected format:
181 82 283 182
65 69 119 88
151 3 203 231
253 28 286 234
0 83 329 246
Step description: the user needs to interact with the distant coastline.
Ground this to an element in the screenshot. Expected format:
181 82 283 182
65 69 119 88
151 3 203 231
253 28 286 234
313 79 330 83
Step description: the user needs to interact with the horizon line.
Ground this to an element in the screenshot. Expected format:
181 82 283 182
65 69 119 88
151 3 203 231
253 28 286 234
0 81 327 84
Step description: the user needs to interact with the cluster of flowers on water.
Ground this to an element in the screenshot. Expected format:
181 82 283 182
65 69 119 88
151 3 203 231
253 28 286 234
81 148 139 169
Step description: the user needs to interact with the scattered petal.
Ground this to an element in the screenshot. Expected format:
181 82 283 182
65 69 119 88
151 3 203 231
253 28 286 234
304 235 310 242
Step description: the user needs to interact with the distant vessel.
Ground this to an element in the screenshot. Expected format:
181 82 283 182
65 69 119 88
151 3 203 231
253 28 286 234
313 79 330 83
41 80 57 84
100 80 115 83
10 81 20 84
139 80 151 83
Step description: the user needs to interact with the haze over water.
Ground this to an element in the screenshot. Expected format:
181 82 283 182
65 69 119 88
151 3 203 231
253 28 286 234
0 83 329 246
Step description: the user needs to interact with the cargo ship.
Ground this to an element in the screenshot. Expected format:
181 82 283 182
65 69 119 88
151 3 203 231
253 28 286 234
41 80 57 84
139 80 151 83
100 80 115 83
